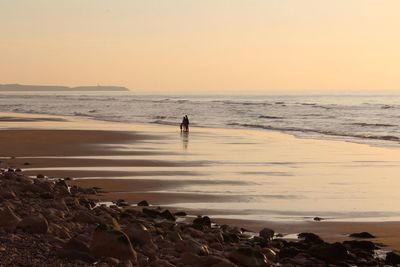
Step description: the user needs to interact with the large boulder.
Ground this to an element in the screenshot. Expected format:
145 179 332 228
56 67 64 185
226 247 270 267
175 239 209 256
343 240 376 251
58 237 94 263
90 224 137 261
137 200 149 206
259 228 274 240
298 232 323 243
0 206 21 231
386 251 400 265
54 179 70 196
308 242 348 263
0 188 16 199
142 208 162 218
193 216 212 228
124 222 155 248
73 210 100 224
160 209 176 221
349 232 375 239
17 214 48 234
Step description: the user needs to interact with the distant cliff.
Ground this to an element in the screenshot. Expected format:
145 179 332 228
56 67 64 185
0 84 130 92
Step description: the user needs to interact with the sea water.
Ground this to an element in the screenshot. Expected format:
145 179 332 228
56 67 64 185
0 91 399 147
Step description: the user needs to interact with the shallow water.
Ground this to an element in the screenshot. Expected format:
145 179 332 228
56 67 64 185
10 117 400 223
1 91 400 147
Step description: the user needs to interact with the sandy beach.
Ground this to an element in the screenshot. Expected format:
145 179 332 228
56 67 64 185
2 112 400 252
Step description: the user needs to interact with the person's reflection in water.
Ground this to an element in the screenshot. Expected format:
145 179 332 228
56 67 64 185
181 131 189 150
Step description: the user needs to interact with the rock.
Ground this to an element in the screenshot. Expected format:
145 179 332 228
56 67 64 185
54 179 70 195
227 247 269 267
259 227 274 240
99 257 120 266
90 224 137 261
187 239 209 256
73 210 100 224
64 237 91 253
0 206 21 231
174 211 187 217
18 214 48 234
84 187 97 195
386 251 400 265
125 222 155 247
313 217 323 221
24 183 46 194
298 232 323 243
0 189 16 199
115 199 129 207
58 248 94 263
203 255 238 267
212 261 238 267
50 223 71 239
343 240 376 251
193 216 211 228
308 242 348 263
222 232 240 243
176 239 209 256
279 247 301 258
137 200 149 206
99 215 121 230
40 192 54 199
36 174 45 178
47 199 69 211
161 209 176 221
166 231 183 242
151 259 175 267
142 208 161 218
35 180 54 191
179 252 201 265
349 232 375 239
185 226 205 238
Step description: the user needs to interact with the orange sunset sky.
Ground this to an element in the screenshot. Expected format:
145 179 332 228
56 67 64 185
1 0 400 92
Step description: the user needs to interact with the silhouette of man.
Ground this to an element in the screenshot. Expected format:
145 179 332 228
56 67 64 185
184 115 189 132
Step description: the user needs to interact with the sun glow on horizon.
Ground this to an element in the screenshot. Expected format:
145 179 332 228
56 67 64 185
1 0 400 92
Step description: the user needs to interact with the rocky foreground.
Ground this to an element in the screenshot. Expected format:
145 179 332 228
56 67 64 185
1 169 400 266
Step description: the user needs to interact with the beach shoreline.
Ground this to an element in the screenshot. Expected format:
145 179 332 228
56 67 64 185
1 112 400 251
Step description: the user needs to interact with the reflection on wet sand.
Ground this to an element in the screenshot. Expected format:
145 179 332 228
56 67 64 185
181 131 189 150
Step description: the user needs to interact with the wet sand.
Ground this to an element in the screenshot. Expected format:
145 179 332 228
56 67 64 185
2 112 400 250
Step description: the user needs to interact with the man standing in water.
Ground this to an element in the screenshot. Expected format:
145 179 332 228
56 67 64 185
184 115 189 132
180 115 190 132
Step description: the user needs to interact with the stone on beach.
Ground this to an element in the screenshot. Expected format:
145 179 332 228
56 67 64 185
386 251 400 265
125 222 155 247
193 216 212 228
137 200 150 206
17 214 49 234
175 238 210 256
259 227 275 240
349 231 376 239
297 232 323 243
142 208 162 218
226 247 270 267
0 168 391 266
0 205 21 231
161 209 176 221
90 224 137 261
308 242 348 263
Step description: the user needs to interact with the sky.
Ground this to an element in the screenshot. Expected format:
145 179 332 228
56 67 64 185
1 0 400 92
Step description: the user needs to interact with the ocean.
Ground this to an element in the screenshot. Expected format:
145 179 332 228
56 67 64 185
0 91 399 148
1 91 400 222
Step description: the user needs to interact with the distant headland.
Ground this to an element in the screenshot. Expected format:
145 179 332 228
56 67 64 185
0 84 130 92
